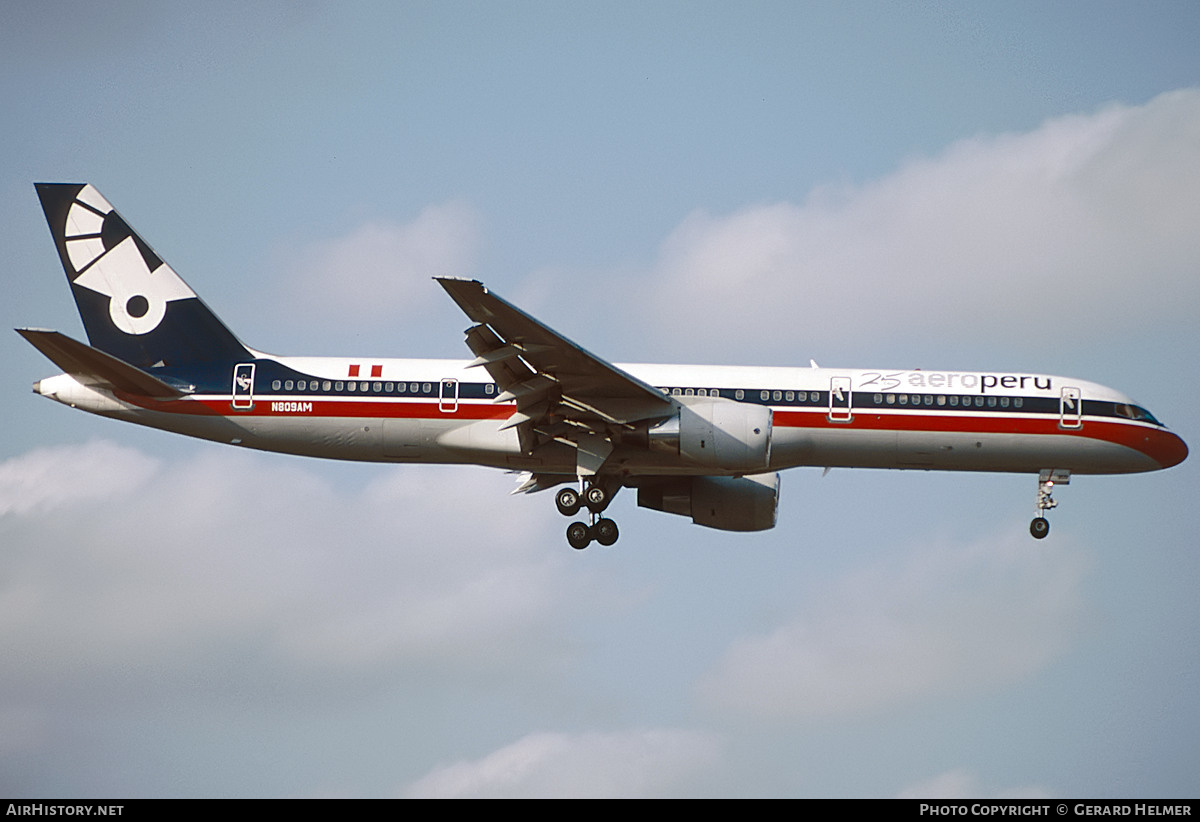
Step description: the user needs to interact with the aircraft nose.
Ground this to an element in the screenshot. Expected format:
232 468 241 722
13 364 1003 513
1143 428 1188 469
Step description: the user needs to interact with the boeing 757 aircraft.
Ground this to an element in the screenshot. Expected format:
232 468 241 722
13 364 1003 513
19 184 1188 548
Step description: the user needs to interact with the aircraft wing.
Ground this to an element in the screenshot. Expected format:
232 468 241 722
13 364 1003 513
436 278 676 472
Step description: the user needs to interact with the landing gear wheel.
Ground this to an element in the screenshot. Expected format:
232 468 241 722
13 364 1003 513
556 487 581 517
1030 517 1050 539
566 521 591 550
584 485 608 513
593 518 619 547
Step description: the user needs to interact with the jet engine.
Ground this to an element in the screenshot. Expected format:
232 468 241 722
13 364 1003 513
647 396 772 471
636 472 780 532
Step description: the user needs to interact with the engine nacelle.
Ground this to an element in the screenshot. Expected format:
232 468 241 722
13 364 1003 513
647 396 772 471
636 472 780 532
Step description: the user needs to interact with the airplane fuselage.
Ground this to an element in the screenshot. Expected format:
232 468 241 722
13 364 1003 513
35 356 1185 478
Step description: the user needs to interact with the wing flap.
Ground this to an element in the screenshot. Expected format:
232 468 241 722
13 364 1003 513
510 471 575 495
438 278 674 421
437 278 676 474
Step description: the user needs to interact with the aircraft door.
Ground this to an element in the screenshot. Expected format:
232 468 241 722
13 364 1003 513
439 378 459 413
232 363 255 410
829 376 853 423
1060 386 1082 429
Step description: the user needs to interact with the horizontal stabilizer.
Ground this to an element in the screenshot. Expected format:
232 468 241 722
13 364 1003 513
16 328 184 399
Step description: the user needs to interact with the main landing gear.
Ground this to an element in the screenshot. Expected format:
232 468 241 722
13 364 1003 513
556 482 619 549
1030 469 1070 540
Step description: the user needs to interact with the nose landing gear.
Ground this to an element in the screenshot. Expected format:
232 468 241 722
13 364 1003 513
1030 469 1070 539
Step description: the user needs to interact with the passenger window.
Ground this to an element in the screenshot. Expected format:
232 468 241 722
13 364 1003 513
772 390 782 401
785 391 794 402
760 390 769 400
422 383 431 394
886 394 896 405
937 395 946 406
322 381 331 391
1000 397 1009 407
385 382 394 392
485 384 494 395
285 380 294 390
735 389 744 400
335 381 344 391
272 380 281 390
874 393 883 404
1014 398 1023 408
899 394 908 405
685 388 694 396
373 382 382 392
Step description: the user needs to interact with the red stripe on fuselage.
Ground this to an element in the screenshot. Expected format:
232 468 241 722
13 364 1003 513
128 396 1186 469
136 396 513 421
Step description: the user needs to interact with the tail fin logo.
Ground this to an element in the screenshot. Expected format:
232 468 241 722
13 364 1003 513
61 185 196 335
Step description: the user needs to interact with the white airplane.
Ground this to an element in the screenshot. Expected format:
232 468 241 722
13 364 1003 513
19 184 1188 548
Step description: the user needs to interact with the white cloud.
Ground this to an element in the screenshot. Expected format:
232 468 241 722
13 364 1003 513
0 442 580 707
696 533 1088 721
283 201 480 325
272 466 567 672
897 768 1053 800
638 89 1200 359
402 728 721 798
0 440 157 517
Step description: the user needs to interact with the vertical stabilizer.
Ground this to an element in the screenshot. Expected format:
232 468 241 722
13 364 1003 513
35 183 250 368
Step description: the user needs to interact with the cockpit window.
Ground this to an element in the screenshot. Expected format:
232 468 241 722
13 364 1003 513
1115 403 1162 426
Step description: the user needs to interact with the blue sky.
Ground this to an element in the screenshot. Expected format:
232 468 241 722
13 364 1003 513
2 1 1198 797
